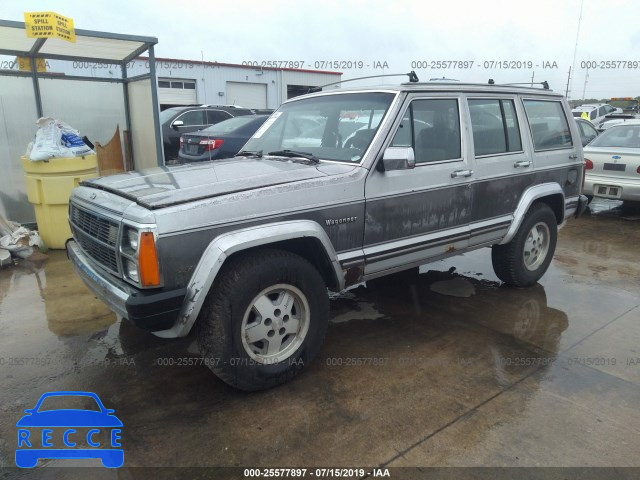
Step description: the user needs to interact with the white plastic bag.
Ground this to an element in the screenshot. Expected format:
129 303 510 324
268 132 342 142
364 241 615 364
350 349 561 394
30 117 74 161
0 227 43 259
60 121 95 157
29 117 95 161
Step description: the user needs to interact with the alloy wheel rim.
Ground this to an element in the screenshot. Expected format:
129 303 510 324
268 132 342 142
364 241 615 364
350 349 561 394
241 284 310 364
523 222 550 271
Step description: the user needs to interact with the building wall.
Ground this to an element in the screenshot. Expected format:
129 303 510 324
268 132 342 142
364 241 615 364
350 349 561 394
47 59 341 109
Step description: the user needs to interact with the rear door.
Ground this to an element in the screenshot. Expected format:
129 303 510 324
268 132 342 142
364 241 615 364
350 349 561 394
521 97 583 200
363 93 473 275
464 95 531 244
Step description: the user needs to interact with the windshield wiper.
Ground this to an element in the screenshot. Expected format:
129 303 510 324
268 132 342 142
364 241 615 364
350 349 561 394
235 150 263 158
267 150 319 163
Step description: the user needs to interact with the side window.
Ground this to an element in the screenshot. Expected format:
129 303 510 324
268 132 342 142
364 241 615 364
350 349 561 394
207 110 232 125
598 106 607 117
590 110 597 121
390 112 412 147
391 99 461 163
523 99 573 150
178 110 205 126
468 99 522 156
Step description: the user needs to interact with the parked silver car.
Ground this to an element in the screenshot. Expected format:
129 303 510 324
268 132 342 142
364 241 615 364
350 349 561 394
67 82 587 390
583 120 640 204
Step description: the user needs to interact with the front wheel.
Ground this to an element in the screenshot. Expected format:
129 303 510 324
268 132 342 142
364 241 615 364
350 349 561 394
491 203 558 287
196 249 329 391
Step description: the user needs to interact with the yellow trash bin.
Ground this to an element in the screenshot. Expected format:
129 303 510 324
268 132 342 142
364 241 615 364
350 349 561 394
21 155 98 249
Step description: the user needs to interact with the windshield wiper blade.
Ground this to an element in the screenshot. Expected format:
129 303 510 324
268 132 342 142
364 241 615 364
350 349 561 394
235 150 263 158
267 150 319 163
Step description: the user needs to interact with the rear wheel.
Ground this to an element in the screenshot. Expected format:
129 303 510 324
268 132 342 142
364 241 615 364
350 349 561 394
196 249 329 391
491 203 558 287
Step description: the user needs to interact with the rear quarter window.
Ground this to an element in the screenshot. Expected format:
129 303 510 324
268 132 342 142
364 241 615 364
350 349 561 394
523 99 573 150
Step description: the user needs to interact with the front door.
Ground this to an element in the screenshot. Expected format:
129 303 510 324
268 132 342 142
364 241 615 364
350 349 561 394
363 94 474 275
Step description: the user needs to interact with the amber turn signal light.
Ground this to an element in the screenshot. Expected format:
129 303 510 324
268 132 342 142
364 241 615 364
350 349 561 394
138 232 160 287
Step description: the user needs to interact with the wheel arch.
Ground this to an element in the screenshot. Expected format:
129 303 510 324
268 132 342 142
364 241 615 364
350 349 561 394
499 183 564 245
152 220 343 338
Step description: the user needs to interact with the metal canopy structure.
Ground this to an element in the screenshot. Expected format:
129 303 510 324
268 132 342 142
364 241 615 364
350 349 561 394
0 19 164 166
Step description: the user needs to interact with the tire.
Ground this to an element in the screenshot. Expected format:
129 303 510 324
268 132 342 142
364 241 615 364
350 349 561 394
491 203 558 287
196 248 329 391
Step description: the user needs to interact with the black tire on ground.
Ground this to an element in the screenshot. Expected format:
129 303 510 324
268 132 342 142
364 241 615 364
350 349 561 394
491 202 558 288
195 248 329 391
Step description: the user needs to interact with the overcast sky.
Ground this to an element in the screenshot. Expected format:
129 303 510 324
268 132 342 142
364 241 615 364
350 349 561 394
4 0 640 99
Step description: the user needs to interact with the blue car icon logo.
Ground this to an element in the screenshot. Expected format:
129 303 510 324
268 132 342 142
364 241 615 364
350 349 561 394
15 391 123 468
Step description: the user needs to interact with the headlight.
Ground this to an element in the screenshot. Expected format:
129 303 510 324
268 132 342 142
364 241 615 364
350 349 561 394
124 259 139 282
125 228 139 251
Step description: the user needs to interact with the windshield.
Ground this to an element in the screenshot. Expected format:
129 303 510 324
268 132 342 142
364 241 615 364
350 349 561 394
589 124 640 148
159 107 183 125
241 92 395 163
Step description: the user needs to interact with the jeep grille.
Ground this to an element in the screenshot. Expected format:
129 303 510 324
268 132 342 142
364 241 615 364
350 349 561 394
69 203 120 274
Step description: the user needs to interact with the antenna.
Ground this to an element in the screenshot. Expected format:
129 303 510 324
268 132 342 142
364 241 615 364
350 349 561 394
307 71 420 94
568 0 585 99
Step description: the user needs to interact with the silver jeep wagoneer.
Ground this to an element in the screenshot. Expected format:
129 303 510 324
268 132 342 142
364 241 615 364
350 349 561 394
67 82 588 390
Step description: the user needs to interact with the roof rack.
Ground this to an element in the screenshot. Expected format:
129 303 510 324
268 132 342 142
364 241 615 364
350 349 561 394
489 79 550 90
307 71 420 93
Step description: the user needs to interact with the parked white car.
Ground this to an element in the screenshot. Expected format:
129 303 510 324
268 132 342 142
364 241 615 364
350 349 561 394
583 120 640 204
572 103 620 126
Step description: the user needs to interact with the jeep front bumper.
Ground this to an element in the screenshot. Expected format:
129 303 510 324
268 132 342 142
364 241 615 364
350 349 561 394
66 240 186 331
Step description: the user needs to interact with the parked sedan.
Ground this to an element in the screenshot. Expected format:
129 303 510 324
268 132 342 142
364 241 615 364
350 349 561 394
583 120 640 204
178 115 270 162
160 105 255 160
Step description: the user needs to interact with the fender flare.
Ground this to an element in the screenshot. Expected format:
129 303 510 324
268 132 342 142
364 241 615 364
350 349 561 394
152 220 343 338
499 183 565 245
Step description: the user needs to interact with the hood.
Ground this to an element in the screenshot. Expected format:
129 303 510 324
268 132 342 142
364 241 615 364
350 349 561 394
81 157 353 209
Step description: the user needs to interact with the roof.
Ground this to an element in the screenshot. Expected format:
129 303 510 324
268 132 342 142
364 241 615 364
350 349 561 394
609 119 640 126
138 56 342 76
0 19 157 64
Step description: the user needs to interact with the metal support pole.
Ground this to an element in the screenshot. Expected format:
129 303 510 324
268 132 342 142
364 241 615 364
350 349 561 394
121 63 133 168
148 45 164 166
30 56 43 118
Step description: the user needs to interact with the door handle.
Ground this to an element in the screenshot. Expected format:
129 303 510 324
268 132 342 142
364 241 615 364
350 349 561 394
451 169 473 178
569 154 578 159
514 160 531 168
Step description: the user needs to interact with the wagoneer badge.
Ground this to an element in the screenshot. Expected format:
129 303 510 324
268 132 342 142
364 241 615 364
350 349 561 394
325 216 358 226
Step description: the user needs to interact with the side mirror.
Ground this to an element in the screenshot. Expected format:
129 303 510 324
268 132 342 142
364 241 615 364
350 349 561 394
377 147 415 172
172 120 184 129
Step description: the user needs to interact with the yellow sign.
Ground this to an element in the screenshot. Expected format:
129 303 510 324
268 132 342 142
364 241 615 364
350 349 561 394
16 56 47 73
24 11 75 43
581 111 589 120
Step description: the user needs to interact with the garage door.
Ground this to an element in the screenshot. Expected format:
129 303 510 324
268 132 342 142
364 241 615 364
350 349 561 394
158 79 197 105
226 82 267 109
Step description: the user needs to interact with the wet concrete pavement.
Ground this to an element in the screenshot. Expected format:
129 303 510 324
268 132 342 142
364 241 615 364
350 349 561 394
0 199 639 474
